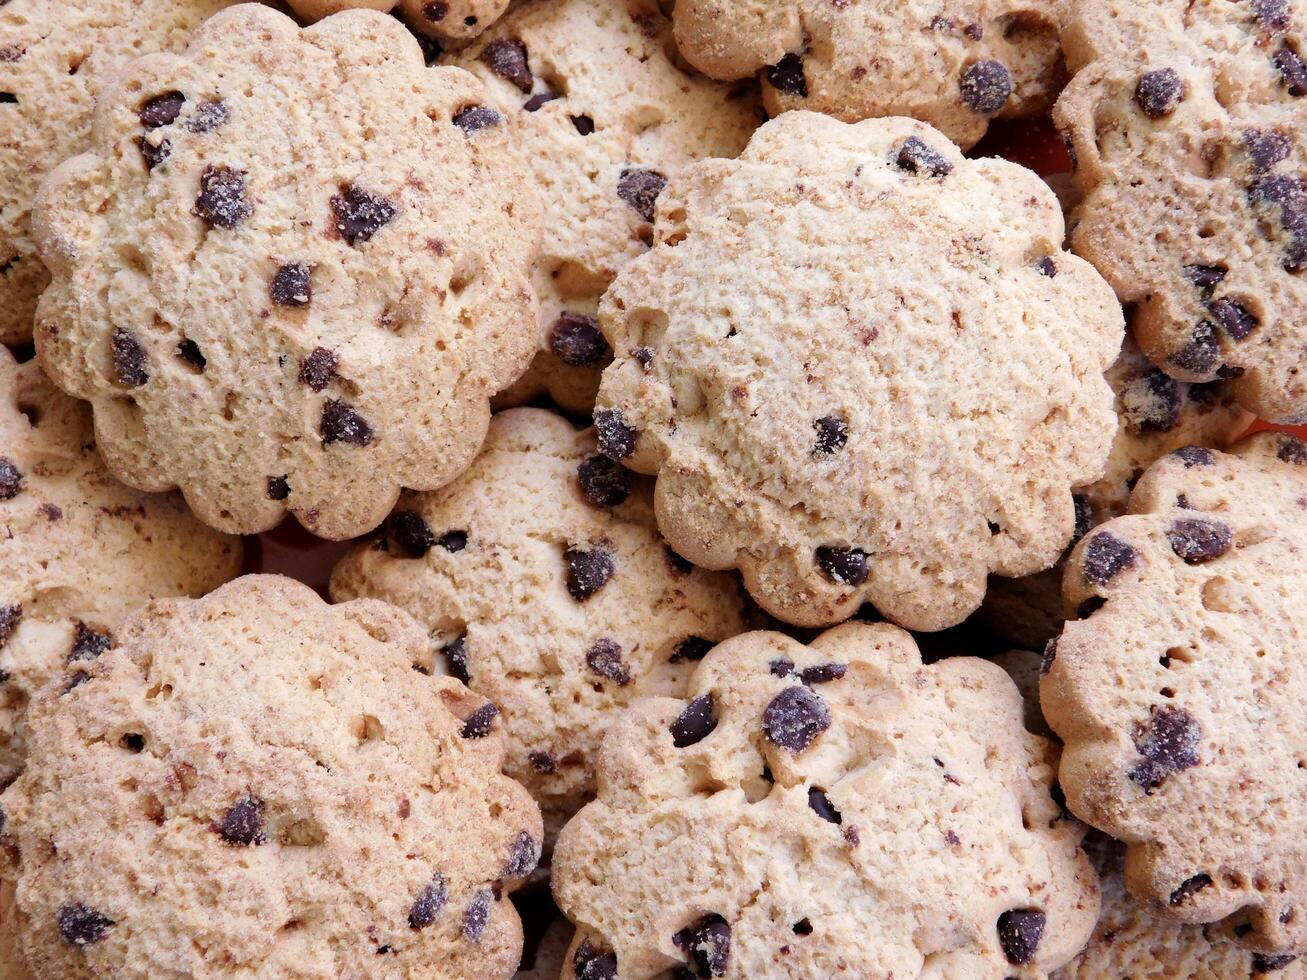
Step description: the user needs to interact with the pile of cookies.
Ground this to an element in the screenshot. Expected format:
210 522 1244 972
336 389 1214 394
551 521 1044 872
0 0 1303 977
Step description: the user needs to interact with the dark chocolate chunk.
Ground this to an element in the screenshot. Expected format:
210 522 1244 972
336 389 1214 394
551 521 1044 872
1183 263 1227 291
443 634 470 685
267 476 290 500
62 670 90 694
571 114 595 135
1172 445 1214 467
1243 129 1291 171
585 638 632 686
895 136 952 177
0 605 21 647
617 167 667 222
670 693 717 747
422 1 448 20
185 99 229 133
481 38 532 92
57 904 114 947
1123 369 1182 433
138 136 170 170
454 104 502 134
997 909 1046 965
1037 256 1057 277
763 686 831 752
176 338 205 369
501 830 539 878
577 455 632 508
632 346 654 369
674 914 731 977
330 185 397 245
437 530 467 552
460 702 498 739
1167 518 1233 563
193 164 252 229
111 328 148 387
528 750 556 774
320 400 373 446
299 347 337 391
815 546 869 586
1082 532 1138 585
808 787 842 824
812 416 848 455
960 60 1012 113
217 795 267 846
390 510 437 557
462 889 492 941
408 874 448 929
1274 46 1307 95
550 312 611 367
271 263 311 307
565 546 615 600
1129 705 1201 791
594 408 637 459
1251 0 1291 30
0 457 21 500
1135 68 1185 117
138 91 185 128
766 53 808 97
799 663 846 685
1205 298 1257 341
671 636 713 663
1278 436 1307 464
1170 321 1221 373
1169 872 1213 905
574 940 618 980
68 623 111 662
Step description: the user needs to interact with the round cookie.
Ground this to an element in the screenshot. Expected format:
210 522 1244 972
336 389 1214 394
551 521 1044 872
32 4 540 539
1056 0 1307 422
330 408 755 855
592 110 1123 632
1056 835 1305 980
285 0 510 46
982 334 1251 647
0 575 542 979
0 0 241 347
551 622 1100 978
0 347 240 784
450 0 761 413
671 0 1066 150
1041 432 1307 955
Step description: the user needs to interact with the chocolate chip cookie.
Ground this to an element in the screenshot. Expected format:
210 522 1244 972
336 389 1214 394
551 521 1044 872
286 0 510 46
593 111 1123 631
552 621 1100 977
1042 432 1307 955
32 4 540 539
0 575 541 978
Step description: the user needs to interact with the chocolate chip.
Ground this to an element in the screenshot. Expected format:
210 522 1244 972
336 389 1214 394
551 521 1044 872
462 889 492 941
585 638 631 686
523 90 560 112
808 787 842 824
1277 436 1307 464
443 634 470 684
138 136 170 170
766 53 808 97
1274 46 1307 95
594 409 637 459
1183 263 1227 292
271 263 311 307
1129 705 1201 791
320 400 373 446
217 795 267 846
1254 953 1299 973
895 136 952 177
186 99 229 133
0 457 21 500
1251 0 1291 30
769 658 796 677
1040 637 1057 675
997 909 1045 965
617 168 667 222
176 338 205 369
674 914 731 977
57 904 114 947
1134 68 1185 117
408 874 448 929
454 105 502 134
1169 872 1213 905
68 623 111 662
1172 446 1214 467
1037 256 1057 277
481 38 532 92
565 546 614 600
763 686 831 752
1170 321 1221 374
330 185 397 246
812 416 848 455
111 328 148 387
574 940 618 980
437 531 467 552
550 313 610 367
670 693 717 747
1167 518 1233 563
0 605 20 648
1072 494 1092 543
572 114 594 136
960 60 1012 114
1122 368 1182 433
632 346 654 369
1206 298 1257 341
389 511 437 557
816 546 869 586
501 830 539 878
1082 532 1138 585
577 455 632 508
528 750 556 774
62 670 90 694
799 663 846 685
1243 129 1291 171
267 476 290 500
671 636 713 663
138 91 185 128
422 1 448 20
193 164 252 229
298 347 338 392
964 21 984 39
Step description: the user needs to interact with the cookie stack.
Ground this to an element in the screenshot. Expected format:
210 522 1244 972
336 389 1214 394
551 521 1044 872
0 1 1302 977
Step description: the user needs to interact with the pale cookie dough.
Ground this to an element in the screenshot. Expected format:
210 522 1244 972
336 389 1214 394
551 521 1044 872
1041 432 1307 955
286 0 510 46
32 4 540 539
593 111 1123 632
672 0 1066 150
551 622 1099 978
0 0 241 346
452 0 761 414
330 408 755 856
0 346 240 785
982 334 1250 647
1056 834 1306 980
1057 0 1307 422
0 575 542 979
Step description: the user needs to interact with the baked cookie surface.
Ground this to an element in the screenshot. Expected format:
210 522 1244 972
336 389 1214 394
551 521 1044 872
286 0 510 45
330 408 755 854
0 575 541 979
0 347 240 784
1041 432 1307 955
672 0 1065 149
452 0 761 413
0 0 240 347
552 622 1099 978
1057 0 1307 421
594 111 1122 631
32 4 540 539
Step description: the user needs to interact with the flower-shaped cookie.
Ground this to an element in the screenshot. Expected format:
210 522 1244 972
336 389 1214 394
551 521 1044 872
452 0 761 413
552 622 1099 977
1056 0 1307 421
0 346 240 783
286 0 510 45
672 0 1065 149
0 0 238 346
593 111 1123 631
0 575 541 978
32 5 540 538
1042 432 1307 955
330 408 755 850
